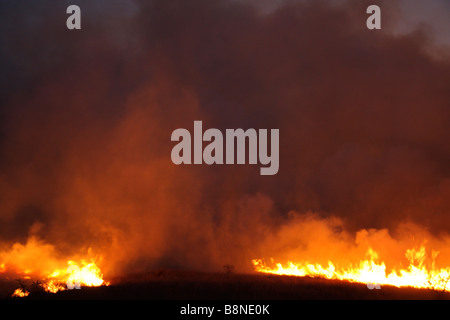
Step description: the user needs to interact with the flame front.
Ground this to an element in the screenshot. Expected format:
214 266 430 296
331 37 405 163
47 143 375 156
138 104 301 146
0 237 109 297
6 259 109 297
253 245 450 291
44 260 108 293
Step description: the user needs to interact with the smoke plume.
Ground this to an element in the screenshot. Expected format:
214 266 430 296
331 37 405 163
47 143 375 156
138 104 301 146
0 0 449 277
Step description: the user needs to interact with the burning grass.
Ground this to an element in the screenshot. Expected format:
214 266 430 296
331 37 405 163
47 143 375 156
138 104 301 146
0 237 109 297
4 269 450 300
252 245 450 292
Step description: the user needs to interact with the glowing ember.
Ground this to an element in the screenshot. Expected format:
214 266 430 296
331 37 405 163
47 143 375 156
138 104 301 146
253 245 450 291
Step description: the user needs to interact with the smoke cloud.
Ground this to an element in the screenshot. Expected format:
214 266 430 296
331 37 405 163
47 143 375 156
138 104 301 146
0 0 449 277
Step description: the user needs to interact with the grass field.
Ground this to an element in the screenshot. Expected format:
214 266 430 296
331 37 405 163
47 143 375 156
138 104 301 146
3 269 450 300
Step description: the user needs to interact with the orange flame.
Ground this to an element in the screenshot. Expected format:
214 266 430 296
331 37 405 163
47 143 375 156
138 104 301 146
253 245 450 291
11 288 30 297
0 237 109 297
65 260 108 288
7 259 109 297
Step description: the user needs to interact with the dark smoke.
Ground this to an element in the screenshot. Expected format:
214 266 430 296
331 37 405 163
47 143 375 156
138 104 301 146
0 0 449 276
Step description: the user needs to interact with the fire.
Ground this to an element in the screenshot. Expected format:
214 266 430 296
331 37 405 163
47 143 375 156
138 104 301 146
6 259 109 297
0 237 109 297
65 260 107 288
44 279 66 294
11 288 29 298
253 245 450 292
